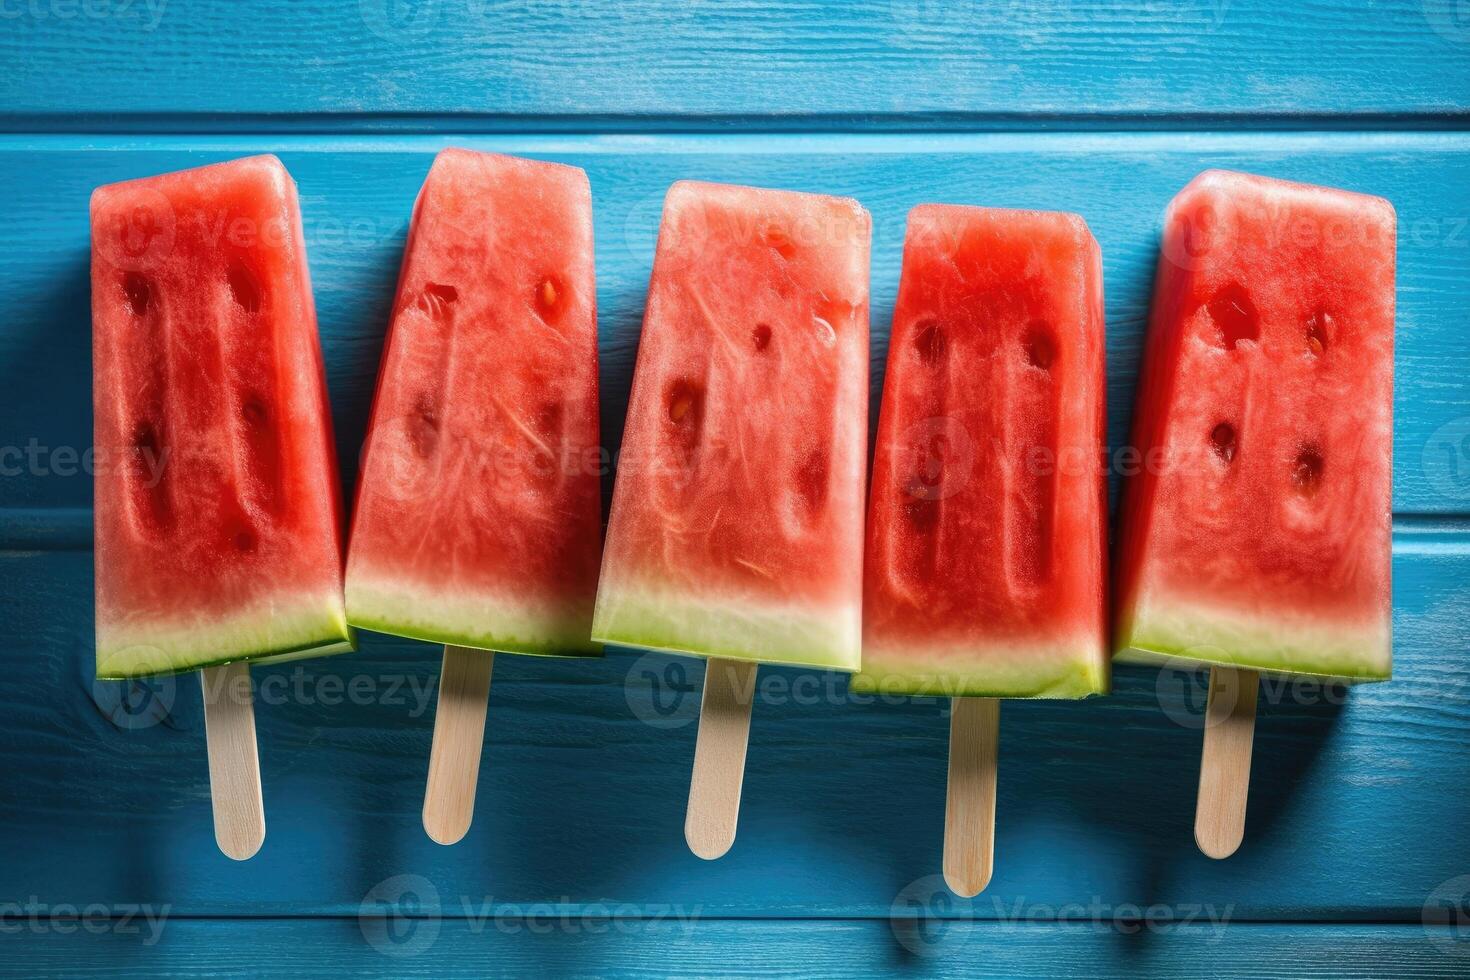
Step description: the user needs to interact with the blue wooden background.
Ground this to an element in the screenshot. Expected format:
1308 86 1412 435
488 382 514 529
4 2 1470 976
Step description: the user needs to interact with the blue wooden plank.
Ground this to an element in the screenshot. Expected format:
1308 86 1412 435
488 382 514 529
7 919 1468 978
0 533 1465 916
2 134 1469 518
1 1 1469 124
4 1 1465 976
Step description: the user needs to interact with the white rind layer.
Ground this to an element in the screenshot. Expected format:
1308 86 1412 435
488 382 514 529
346 572 599 657
96 592 353 679
591 577 860 672
855 634 1108 698
1115 589 1391 682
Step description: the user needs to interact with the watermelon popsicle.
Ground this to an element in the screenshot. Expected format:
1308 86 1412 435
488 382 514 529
1114 171 1395 857
91 155 353 859
593 181 871 858
855 205 1109 895
345 149 603 845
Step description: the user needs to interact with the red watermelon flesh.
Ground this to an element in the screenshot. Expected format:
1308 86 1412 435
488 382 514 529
592 182 871 670
1114 170 1395 681
91 155 352 679
854 206 1109 698
345 149 602 656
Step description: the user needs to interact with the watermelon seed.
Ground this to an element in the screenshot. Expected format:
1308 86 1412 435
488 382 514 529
1210 422 1237 463
1023 322 1055 370
1306 311 1332 357
408 395 440 458
131 420 161 455
418 283 458 319
1206 282 1260 350
667 380 704 425
752 323 772 352
122 273 151 317
913 320 946 367
1293 447 1324 496
763 224 796 260
794 448 829 517
536 276 561 316
226 262 262 314
128 421 172 528
903 496 940 533
665 379 705 461
240 396 268 426
536 402 563 436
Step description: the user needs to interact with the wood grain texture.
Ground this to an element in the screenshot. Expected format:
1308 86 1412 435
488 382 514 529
422 647 494 847
685 659 757 860
944 697 998 897
2 1 1469 123
1195 668 1260 860
199 662 265 861
1 540 1465 917
12 919 1470 978
2 134 1469 517
4 4 1469 970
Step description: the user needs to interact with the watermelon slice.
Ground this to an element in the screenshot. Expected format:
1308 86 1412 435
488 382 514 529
345 149 603 657
1114 170 1395 682
91 155 353 679
854 205 1109 699
592 181 871 671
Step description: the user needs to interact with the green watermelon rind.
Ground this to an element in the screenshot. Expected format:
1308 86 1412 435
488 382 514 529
591 584 860 672
853 645 1109 699
96 603 356 680
349 613 601 659
1115 599 1392 684
98 635 359 681
1114 640 1390 684
347 581 601 658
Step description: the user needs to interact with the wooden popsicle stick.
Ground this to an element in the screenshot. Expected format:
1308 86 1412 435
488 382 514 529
685 658 758 860
1195 666 1260 859
423 646 495 846
200 661 265 861
943 696 999 897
